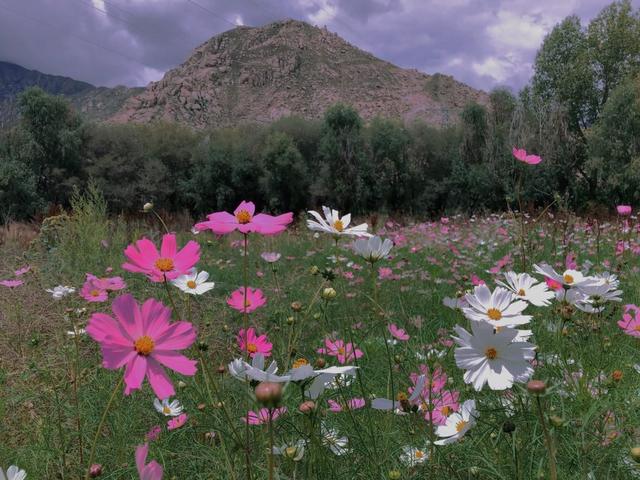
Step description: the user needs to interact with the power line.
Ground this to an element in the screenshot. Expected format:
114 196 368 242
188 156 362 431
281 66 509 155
0 1 146 67
74 0 136 27
184 0 240 28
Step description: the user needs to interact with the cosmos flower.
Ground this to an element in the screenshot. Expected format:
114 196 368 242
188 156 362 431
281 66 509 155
87 294 197 399
85 273 126 291
135 443 163 480
79 281 108 303
321 424 350 455
453 320 535 391
14 266 30 276
46 285 76 299
617 205 632 216
153 398 184 417
353 235 393 262
463 284 531 328
618 304 640 337
317 338 363 364
388 323 410 341
227 287 267 313
167 413 188 431
434 399 478 445
533 264 601 291
399 446 429 467
497 271 554 307
272 440 306 461
195 201 293 235
261 252 282 263
0 466 26 480
307 206 372 238
512 147 542 165
171 269 215 295
237 328 272 358
243 407 287 425
327 397 365 413
122 233 200 283
0 280 23 288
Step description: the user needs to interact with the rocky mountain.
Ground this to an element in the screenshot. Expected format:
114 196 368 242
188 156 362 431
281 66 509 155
111 19 488 128
0 61 141 128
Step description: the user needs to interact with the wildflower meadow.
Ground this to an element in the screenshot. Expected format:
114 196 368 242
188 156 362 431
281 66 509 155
1 147 640 480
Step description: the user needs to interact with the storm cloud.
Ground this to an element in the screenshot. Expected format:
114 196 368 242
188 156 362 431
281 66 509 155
0 0 636 92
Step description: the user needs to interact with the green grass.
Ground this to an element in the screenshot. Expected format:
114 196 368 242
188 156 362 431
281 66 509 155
1 194 640 479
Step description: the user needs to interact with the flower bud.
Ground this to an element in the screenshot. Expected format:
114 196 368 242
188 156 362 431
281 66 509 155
502 420 516 434
309 265 319 275
217 365 226 375
177 380 187 389
255 382 283 406
631 447 640 462
143 202 154 212
89 464 103 477
527 380 547 395
314 357 326 368
549 415 564 427
612 370 623 382
298 400 315 414
388 471 401 480
290 301 303 312
287 316 295 325
322 287 337 300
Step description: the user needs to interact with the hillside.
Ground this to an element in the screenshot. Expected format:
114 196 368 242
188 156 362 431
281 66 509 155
111 19 488 128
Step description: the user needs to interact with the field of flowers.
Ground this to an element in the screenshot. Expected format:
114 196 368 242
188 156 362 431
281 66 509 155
1 189 639 479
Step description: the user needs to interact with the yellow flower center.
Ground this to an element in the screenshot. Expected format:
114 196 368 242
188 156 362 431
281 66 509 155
485 347 498 360
455 420 468 432
186 280 197 289
292 358 309 369
285 446 298 458
517 288 526 296
441 406 453 416
155 258 174 272
163 406 171 415
134 335 155 356
91 289 100 297
563 274 574 284
634 325 640 332
337 347 346 356
333 219 344 232
487 308 502 321
415 450 425 459
236 210 252 224
247 343 258 353
396 392 408 401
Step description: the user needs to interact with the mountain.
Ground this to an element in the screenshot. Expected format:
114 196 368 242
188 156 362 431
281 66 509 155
0 61 141 128
111 19 488 128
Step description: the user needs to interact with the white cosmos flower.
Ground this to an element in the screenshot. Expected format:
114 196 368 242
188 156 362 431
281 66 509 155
443 296 468 310
497 272 554 307
321 424 350 455
399 445 430 466
372 375 426 412
463 285 531 328
153 398 184 417
307 206 372 238
434 399 477 445
353 235 393 263
260 252 281 263
0 466 26 480
46 285 75 300
171 269 215 295
453 321 536 391
229 353 290 383
533 264 601 290
573 282 623 313
272 440 307 461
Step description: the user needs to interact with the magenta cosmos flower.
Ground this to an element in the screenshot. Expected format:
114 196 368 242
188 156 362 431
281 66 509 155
0 279 23 288
317 338 363 364
237 327 272 358
617 205 632 216
388 323 410 341
194 201 293 236
80 281 108 303
328 398 365 413
123 233 200 283
167 413 188 431
227 287 267 313
86 273 127 291
242 407 287 425
136 443 163 480
87 294 197 399
512 147 542 165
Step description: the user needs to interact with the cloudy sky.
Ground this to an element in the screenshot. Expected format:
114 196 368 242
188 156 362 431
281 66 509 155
0 0 637 92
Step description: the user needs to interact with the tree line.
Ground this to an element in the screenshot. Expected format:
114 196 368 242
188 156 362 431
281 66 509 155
1 0 639 222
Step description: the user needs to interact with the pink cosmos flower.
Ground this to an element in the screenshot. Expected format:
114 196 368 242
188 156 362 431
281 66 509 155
617 205 632 216
86 273 126 291
237 327 272 358
512 147 543 165
195 201 293 236
388 324 410 341
0 279 23 288
565 252 577 270
317 338 363 364
545 277 563 291
122 233 200 283
80 281 108 302
243 407 287 425
167 413 188 431
87 294 197 399
618 304 640 337
327 398 365 413
429 390 460 425
146 425 162 442
136 443 163 480
227 287 267 313
409 365 447 398
378 267 393 280
14 266 30 276
260 252 282 263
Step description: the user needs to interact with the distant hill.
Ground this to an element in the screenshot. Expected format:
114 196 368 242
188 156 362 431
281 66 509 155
1 19 488 130
0 61 141 127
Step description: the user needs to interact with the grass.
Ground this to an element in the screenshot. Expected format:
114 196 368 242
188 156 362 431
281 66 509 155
1 192 640 479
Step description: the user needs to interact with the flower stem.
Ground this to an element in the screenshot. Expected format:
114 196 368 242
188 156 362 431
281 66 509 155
84 376 123 480
242 233 253 480
268 414 275 480
534 395 557 480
